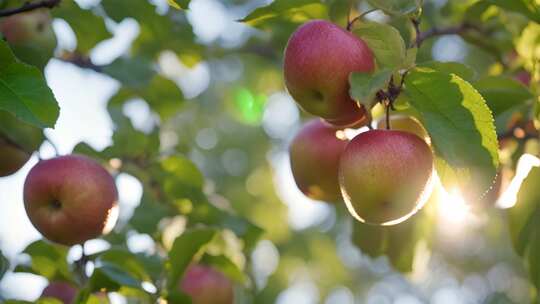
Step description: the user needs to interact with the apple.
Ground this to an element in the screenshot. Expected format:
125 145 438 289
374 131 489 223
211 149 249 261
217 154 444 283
41 281 78 304
376 115 429 142
180 264 234 304
339 130 434 225
515 71 531 87
23 155 119 245
0 9 57 68
0 137 31 177
289 119 349 202
284 20 375 127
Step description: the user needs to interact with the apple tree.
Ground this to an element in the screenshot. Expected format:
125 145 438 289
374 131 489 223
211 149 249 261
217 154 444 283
0 0 539 303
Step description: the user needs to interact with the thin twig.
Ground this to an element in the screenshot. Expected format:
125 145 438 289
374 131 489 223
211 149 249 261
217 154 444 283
347 8 379 31
415 22 479 47
0 0 61 18
58 52 102 72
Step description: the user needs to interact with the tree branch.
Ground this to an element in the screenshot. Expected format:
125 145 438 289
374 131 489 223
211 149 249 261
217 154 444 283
414 22 479 47
58 52 102 72
0 0 61 18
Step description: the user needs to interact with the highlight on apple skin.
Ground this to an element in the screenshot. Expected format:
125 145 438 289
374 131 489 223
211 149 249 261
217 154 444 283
23 155 119 246
339 130 434 225
283 19 375 128
289 119 349 203
179 264 234 304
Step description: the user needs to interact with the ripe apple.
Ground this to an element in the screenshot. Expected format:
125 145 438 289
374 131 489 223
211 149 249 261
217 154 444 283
284 20 375 127
376 115 429 142
289 119 349 202
41 281 78 304
24 155 119 245
0 9 57 68
180 264 234 304
0 137 31 177
339 130 434 225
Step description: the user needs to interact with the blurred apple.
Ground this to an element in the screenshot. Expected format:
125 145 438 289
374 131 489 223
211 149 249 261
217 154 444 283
41 281 77 304
180 264 234 304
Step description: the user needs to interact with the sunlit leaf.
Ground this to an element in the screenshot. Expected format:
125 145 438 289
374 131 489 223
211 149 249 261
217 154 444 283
353 21 406 69
405 67 499 199
349 69 392 109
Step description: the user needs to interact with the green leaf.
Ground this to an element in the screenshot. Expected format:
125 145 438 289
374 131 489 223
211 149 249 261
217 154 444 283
201 254 247 284
353 21 406 69
130 193 173 235
14 240 72 282
53 1 111 52
367 0 422 15
474 76 533 117
418 61 476 82
0 250 8 280
240 0 326 26
349 69 392 109
97 249 152 282
483 292 517 304
486 0 540 23
352 212 425 272
508 167 540 292
166 228 217 290
102 57 156 89
89 262 142 292
168 0 190 9
0 111 44 153
405 67 499 199
0 41 59 128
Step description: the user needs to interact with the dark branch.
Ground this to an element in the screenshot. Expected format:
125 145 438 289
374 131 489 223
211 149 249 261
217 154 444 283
415 22 479 47
0 0 61 18
58 52 102 72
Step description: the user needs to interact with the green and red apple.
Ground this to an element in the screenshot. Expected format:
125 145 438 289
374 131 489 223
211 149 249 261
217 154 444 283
339 130 434 225
289 119 349 202
284 20 375 127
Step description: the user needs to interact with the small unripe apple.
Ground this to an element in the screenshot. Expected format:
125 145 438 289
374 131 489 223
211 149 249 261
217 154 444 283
284 20 375 127
0 9 56 68
376 115 429 142
339 130 434 225
0 137 30 177
41 281 78 304
24 155 119 245
180 264 234 304
289 119 349 202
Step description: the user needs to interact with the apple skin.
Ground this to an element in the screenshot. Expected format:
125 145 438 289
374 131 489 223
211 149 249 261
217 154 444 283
180 264 234 304
284 20 375 128
376 115 429 142
339 130 434 225
0 9 57 68
41 281 78 304
289 119 349 202
23 155 119 245
0 138 31 177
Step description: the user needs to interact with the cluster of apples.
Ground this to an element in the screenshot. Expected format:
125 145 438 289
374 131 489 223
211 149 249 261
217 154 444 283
285 20 434 225
39 264 233 304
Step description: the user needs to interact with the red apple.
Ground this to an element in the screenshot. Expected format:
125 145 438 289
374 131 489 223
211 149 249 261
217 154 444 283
284 20 375 127
24 155 119 245
339 130 434 225
289 119 349 202
180 264 233 304
41 281 77 304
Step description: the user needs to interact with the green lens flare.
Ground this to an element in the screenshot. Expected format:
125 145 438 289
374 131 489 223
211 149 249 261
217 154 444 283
234 88 266 125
